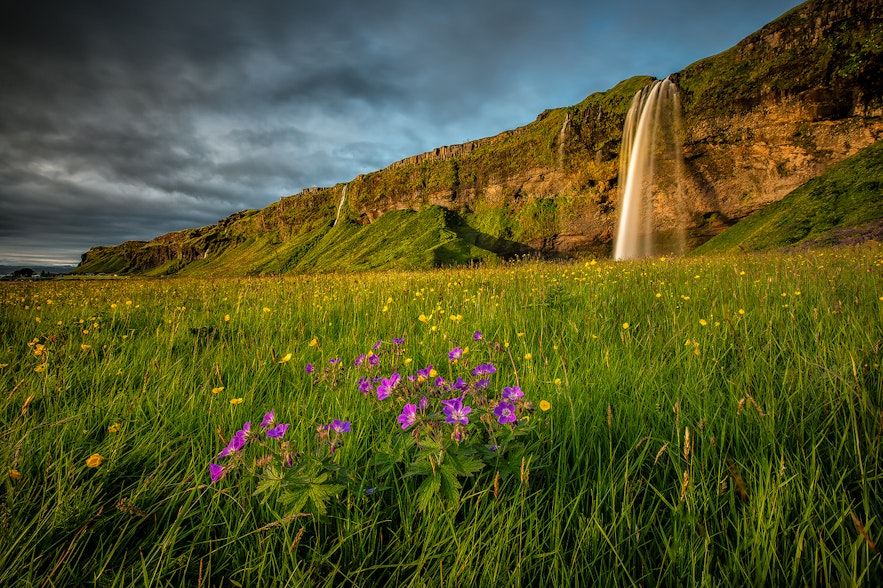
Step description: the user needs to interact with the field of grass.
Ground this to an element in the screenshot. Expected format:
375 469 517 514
2 245 882 586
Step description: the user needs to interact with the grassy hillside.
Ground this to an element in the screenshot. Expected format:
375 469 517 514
692 140 883 254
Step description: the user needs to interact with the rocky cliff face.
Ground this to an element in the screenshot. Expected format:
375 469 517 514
76 0 883 275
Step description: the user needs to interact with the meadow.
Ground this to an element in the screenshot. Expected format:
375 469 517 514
1 245 882 587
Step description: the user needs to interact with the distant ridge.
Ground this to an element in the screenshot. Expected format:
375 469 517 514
75 0 883 276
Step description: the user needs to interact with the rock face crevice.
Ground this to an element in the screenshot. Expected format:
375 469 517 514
77 0 883 275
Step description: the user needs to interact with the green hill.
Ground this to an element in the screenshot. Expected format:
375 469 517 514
692 140 883 254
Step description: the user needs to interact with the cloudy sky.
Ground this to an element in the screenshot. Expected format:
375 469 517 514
0 0 803 267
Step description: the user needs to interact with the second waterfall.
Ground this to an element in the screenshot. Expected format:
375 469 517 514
613 77 685 260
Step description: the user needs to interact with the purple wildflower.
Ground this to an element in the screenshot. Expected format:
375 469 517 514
209 463 224 483
452 377 469 391
358 376 374 396
397 404 418 430
376 372 401 400
369 354 380 366
392 337 405 345
327 419 351 434
448 347 463 361
355 353 366 366
260 410 276 428
416 365 434 380
329 357 341 365
475 378 491 389
305 363 314 374
502 386 524 402
218 424 249 458
373 340 383 350
473 331 483 341
493 400 517 424
267 423 290 439
442 397 471 425
419 396 429 411
434 376 446 388
471 363 497 377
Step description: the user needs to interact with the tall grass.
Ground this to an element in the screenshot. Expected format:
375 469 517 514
1 245 881 586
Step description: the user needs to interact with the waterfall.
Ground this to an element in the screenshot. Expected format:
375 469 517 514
613 77 684 260
333 184 347 227
558 112 570 168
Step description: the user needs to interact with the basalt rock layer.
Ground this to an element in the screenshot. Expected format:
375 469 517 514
76 0 883 276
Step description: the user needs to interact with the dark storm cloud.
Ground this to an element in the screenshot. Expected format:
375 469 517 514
0 0 802 266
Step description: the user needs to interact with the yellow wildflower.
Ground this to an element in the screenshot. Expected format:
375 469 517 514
699 319 707 326
211 386 224 394
224 314 231 322
418 313 431 323
107 423 121 433
622 322 630 330
539 400 551 411
229 398 243 405
279 353 292 363
81 344 92 351
554 378 562 385
85 454 104 468
309 337 319 347
523 353 533 360
9 469 21 480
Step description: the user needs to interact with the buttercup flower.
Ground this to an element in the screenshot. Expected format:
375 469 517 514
539 400 551 411
85 453 104 468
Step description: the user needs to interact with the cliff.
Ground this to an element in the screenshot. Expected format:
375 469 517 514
76 0 883 276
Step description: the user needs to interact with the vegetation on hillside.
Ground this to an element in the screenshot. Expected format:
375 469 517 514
3 247 882 585
693 140 883 254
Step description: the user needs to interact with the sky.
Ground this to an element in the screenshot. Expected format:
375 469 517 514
0 0 804 268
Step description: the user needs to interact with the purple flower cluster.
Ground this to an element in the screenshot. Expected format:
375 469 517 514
321 418 352 453
209 410 292 483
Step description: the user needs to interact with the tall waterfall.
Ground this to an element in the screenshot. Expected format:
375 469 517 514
613 77 684 260
333 184 347 227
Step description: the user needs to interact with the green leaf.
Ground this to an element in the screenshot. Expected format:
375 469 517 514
253 466 284 500
416 473 441 513
446 449 484 477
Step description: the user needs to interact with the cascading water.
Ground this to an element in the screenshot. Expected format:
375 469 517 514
333 184 347 227
613 77 684 260
558 112 570 168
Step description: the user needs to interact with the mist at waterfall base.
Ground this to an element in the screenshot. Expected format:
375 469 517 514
613 78 687 260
